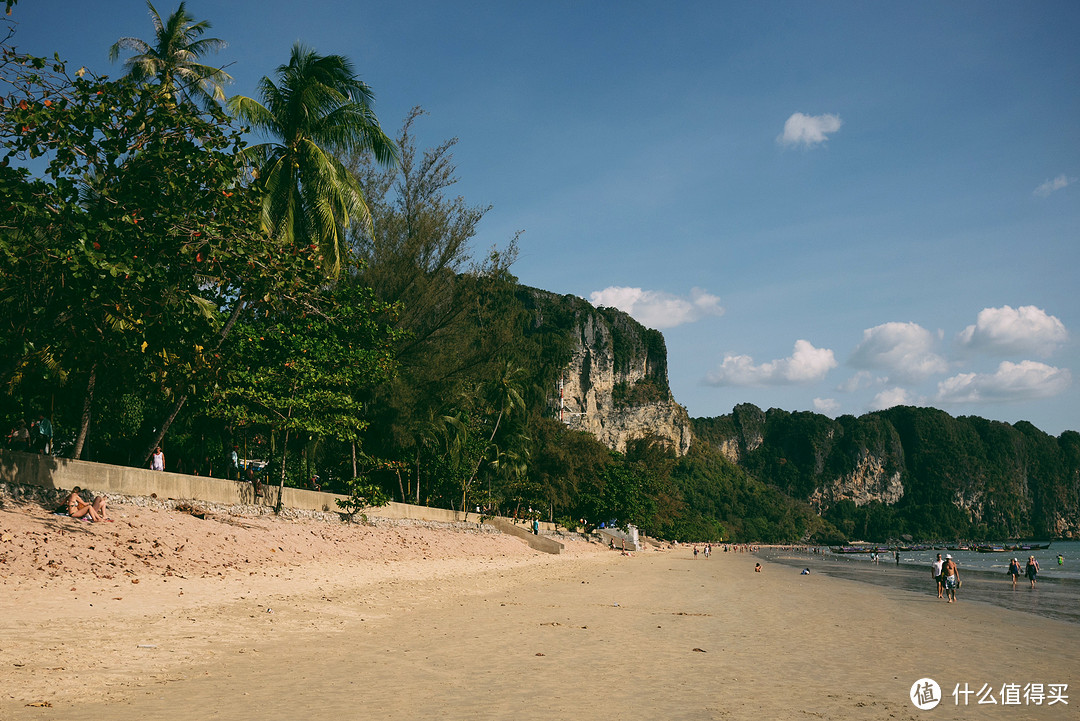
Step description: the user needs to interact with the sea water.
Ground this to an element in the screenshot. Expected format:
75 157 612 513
760 541 1080 625
842 540 1080 581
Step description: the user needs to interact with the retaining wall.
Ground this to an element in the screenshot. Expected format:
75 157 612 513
0 449 559 539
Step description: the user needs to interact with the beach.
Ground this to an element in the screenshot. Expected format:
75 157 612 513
1 498 1078 720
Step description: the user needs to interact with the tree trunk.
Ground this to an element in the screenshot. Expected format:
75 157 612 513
276 427 290 514
72 364 97 460
140 296 246 464
351 441 357 478
396 469 406 504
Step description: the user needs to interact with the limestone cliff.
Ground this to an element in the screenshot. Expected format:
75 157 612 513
807 451 904 511
692 404 1080 539
523 289 692 455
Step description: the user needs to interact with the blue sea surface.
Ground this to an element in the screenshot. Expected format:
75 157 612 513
759 541 1080 625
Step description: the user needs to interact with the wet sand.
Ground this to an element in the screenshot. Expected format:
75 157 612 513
2 502 1078 720
761 547 1080 626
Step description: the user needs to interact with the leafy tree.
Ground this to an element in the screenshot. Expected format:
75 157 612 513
220 281 398 508
1 47 266 459
229 44 397 278
108 1 231 108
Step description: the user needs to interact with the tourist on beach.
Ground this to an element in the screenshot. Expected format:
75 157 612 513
59 487 107 522
31 413 53 454
1026 556 1040 588
151 446 165 471
6 419 31 451
246 467 263 499
932 553 945 598
754 562 762 572
1057 554 1064 566
942 554 960 603
229 446 240 479
1008 558 1021 588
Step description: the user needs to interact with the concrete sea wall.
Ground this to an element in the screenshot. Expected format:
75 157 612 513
0 450 563 551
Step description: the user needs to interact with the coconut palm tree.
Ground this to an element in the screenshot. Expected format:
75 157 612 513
228 43 397 278
108 1 231 108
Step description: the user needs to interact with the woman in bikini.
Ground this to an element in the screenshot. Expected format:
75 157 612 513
60 487 107 522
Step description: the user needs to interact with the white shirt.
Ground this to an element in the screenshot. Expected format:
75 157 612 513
932 559 944 576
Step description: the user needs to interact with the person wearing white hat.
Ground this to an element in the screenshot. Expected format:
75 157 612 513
942 554 960 603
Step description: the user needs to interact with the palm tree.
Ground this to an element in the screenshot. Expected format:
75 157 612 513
108 1 231 108
228 43 397 278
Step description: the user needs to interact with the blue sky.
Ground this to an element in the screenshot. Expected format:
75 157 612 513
8 1 1079 435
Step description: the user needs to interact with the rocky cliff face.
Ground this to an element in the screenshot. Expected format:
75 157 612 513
807 451 904 511
527 290 692 456
693 404 1080 539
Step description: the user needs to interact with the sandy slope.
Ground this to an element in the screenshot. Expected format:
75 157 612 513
2 497 1078 720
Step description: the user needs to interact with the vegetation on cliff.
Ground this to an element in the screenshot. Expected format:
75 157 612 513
696 404 1080 541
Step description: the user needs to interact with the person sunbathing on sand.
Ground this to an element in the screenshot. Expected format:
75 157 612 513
60 487 108 522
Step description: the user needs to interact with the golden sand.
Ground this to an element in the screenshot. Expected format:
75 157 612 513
1 500 1077 720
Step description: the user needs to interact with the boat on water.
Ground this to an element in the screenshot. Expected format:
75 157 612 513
976 545 1007 553
975 542 1052 553
830 546 893 554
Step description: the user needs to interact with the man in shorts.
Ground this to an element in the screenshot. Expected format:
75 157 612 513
942 554 961 603
932 553 944 599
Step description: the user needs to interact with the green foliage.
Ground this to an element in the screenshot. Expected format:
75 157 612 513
336 476 390 519
0 45 268 459
229 43 397 278
108 1 232 108
219 281 398 499
662 440 837 543
701 404 1080 541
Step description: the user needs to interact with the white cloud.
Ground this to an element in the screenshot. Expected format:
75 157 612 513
870 387 916 411
836 370 886 393
1034 174 1074 197
705 340 837 386
777 112 842 148
936 361 1072 404
957 305 1068 357
589 286 723 329
850 322 948 382
814 397 840 415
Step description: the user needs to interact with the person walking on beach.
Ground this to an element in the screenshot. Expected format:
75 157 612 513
942 554 960 603
932 553 945 598
1025 556 1040 588
1008 558 1022 588
150 446 165 471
